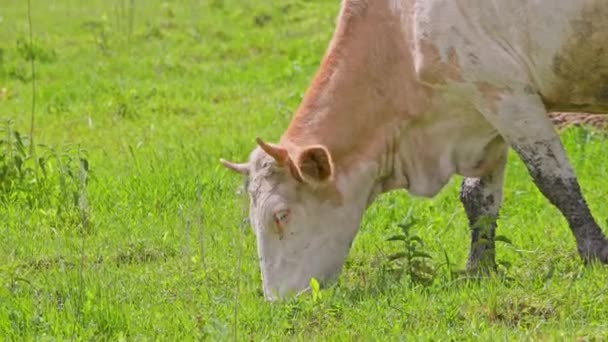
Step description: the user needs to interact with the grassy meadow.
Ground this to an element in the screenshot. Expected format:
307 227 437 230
1 0 608 339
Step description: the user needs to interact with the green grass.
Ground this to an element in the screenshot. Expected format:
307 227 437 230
1 0 608 340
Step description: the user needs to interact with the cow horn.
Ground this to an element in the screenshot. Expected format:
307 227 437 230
256 137 289 165
220 159 250 175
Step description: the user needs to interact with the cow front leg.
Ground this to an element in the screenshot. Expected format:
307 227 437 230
480 91 608 263
460 148 507 272
512 138 608 262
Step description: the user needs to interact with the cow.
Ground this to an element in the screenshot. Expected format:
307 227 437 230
221 0 608 300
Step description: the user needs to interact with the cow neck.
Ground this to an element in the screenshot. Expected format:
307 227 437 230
280 1 429 183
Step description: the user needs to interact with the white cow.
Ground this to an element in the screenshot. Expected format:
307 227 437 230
222 0 608 300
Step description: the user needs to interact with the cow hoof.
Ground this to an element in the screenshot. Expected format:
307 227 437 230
466 249 497 275
465 261 497 277
600 244 608 264
580 239 608 265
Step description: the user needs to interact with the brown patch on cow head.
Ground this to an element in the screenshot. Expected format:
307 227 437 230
543 2 608 112
417 39 464 85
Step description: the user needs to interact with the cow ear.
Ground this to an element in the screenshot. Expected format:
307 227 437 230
296 145 334 184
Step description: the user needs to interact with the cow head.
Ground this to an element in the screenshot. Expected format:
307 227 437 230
221 138 371 300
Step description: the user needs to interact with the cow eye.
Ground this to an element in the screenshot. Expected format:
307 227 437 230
274 209 291 225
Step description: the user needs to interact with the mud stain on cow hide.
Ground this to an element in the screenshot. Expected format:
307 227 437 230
474 82 513 112
544 2 608 112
